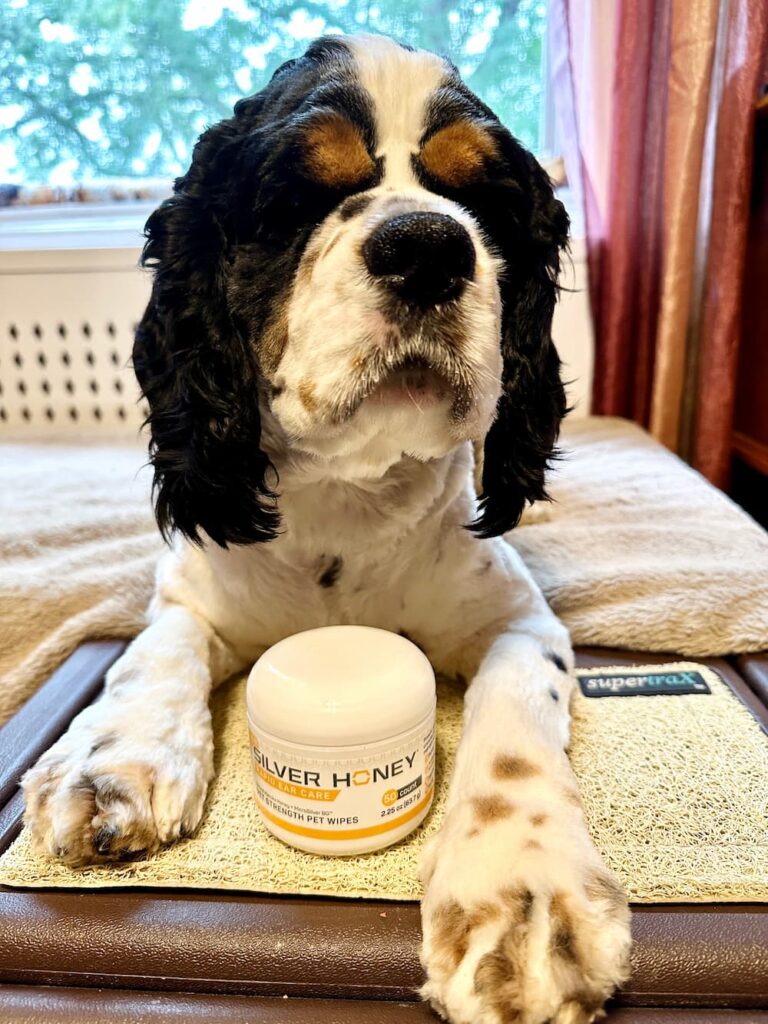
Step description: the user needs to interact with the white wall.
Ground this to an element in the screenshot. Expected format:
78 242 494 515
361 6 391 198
554 236 594 418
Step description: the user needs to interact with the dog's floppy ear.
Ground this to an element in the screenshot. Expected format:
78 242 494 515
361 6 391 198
133 117 280 549
470 151 569 538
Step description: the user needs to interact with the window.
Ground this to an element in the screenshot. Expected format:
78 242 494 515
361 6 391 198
0 0 548 197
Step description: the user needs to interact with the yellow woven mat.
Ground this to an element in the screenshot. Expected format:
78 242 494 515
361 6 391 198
1 663 767 902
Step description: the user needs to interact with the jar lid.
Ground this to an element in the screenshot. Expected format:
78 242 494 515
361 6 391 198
246 625 436 746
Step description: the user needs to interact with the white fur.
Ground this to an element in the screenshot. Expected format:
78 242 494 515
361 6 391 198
22 35 630 1024
347 34 446 188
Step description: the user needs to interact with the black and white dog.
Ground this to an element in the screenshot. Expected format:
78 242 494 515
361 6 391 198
23 34 631 1024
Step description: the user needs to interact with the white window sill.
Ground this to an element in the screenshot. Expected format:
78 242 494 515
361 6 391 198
0 201 156 251
0 189 586 261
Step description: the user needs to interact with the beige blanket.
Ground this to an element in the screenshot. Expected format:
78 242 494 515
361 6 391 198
512 417 768 657
2 417 767 724
0 444 162 723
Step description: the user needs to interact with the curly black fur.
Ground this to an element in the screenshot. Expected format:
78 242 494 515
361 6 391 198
134 38 376 547
469 147 569 537
417 82 570 537
475 151 569 537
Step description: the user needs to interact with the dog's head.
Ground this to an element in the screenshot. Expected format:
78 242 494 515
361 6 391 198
134 34 568 548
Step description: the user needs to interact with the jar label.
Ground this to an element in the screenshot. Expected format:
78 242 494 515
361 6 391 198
248 721 435 842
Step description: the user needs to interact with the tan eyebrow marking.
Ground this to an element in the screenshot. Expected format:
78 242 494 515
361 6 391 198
420 120 500 187
304 111 375 188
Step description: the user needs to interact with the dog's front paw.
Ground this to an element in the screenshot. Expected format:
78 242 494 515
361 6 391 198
21 697 213 866
420 774 631 1024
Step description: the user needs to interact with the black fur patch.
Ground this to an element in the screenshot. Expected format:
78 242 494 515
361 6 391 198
547 651 567 673
94 825 119 855
88 735 115 756
417 83 490 144
318 555 343 588
338 192 374 220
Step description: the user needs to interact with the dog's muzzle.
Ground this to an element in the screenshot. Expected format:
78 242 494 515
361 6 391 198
363 212 476 308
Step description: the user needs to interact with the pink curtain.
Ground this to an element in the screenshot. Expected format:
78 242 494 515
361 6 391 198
550 0 768 489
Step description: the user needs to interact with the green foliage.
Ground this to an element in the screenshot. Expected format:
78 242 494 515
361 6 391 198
0 0 545 183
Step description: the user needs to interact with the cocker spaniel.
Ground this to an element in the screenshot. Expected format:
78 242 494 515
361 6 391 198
23 34 631 1024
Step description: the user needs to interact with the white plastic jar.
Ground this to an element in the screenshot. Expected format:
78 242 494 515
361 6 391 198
246 625 436 856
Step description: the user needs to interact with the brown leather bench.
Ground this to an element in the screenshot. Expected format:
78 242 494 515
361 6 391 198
739 652 768 709
1 644 767 1022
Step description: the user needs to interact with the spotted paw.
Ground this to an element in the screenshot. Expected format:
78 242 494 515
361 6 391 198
419 759 631 1024
21 696 213 867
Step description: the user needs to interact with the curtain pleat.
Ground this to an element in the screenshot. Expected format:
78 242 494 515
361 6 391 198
648 0 721 449
590 0 654 419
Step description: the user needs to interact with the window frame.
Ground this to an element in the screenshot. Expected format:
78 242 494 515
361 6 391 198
2 16 557 248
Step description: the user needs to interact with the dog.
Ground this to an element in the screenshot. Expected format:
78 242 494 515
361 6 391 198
22 34 631 1023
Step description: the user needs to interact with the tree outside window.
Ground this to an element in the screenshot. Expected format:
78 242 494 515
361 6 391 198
0 0 547 189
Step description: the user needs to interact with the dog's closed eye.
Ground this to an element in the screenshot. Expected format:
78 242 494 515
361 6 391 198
303 109 376 189
420 120 500 188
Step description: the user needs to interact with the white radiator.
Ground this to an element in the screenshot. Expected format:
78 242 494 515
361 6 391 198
0 245 151 440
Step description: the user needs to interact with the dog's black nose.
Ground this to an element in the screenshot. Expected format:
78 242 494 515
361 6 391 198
363 212 475 306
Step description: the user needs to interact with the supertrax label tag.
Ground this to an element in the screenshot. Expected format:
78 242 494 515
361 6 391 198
577 669 712 698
